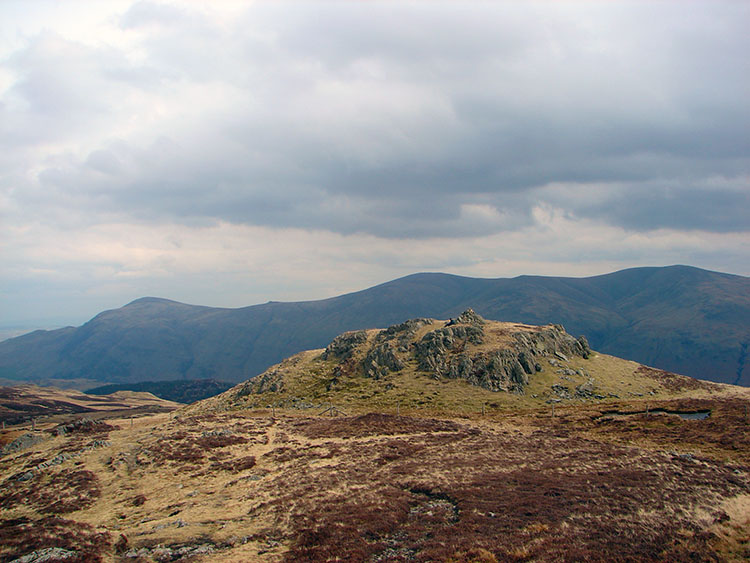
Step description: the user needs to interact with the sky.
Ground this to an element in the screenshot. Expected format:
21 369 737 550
1 0 749 332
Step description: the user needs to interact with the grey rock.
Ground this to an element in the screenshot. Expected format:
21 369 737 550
322 330 369 360
414 322 591 394
446 308 486 327
376 318 431 345
551 384 572 399
575 379 602 400
1 432 46 456
10 547 77 563
202 429 233 437
235 369 284 396
363 341 404 379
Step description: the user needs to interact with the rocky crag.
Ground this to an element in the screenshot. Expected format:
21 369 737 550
235 310 592 400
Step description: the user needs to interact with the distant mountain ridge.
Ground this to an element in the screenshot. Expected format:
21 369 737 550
0 265 748 387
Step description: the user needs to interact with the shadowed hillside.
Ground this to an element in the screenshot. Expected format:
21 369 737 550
84 380 233 404
0 265 748 387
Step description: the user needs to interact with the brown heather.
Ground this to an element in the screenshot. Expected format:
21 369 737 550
0 403 749 562
1 315 749 562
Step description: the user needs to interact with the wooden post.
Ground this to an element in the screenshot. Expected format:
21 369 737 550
32 418 36 431
482 403 485 416
130 417 134 428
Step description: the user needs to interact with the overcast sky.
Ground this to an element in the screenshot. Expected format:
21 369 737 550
1 0 748 331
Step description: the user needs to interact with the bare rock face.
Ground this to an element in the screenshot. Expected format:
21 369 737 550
362 319 432 379
322 330 369 361
414 325 485 373
363 342 404 379
376 318 432 347
409 312 590 394
1 432 46 456
235 368 285 397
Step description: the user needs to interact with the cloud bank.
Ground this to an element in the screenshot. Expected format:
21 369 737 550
1 1 748 327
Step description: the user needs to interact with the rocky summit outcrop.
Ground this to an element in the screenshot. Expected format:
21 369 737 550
411 311 590 393
232 310 592 399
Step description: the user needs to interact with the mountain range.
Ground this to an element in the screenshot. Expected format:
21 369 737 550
0 265 748 388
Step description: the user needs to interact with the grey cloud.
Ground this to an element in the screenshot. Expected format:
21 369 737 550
3 1 749 240
574 183 750 233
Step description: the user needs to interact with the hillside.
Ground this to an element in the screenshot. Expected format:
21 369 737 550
196 310 737 417
1 341 749 561
1 317 749 561
0 385 180 427
0 265 748 387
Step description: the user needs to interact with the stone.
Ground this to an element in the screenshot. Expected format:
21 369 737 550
1 432 46 456
322 330 369 360
363 341 404 379
10 547 77 563
377 318 431 345
446 309 486 327
551 384 572 399
235 369 285 396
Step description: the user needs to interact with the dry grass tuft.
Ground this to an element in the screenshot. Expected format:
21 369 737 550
0 469 101 514
0 516 111 562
